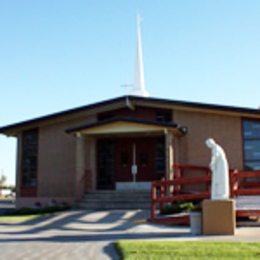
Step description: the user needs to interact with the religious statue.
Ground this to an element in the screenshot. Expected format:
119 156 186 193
205 138 230 200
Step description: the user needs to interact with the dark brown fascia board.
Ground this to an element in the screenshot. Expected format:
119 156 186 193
0 96 127 136
1 95 260 136
66 116 188 135
129 95 260 116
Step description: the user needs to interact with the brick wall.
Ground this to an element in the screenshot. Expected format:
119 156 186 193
15 103 246 208
173 109 243 170
15 114 96 209
37 115 96 198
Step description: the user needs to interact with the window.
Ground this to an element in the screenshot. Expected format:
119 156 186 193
156 110 172 123
243 120 260 170
97 113 114 121
21 129 38 187
97 139 114 188
155 138 165 179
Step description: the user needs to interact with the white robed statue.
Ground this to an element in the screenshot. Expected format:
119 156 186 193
206 138 230 200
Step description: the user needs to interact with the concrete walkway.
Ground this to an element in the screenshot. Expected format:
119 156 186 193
0 209 259 260
0 199 15 215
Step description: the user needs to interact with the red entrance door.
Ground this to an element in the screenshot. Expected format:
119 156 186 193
114 137 157 183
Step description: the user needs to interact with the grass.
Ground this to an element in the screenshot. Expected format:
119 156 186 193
5 205 71 216
0 214 48 222
0 205 71 222
0 197 14 200
115 241 260 260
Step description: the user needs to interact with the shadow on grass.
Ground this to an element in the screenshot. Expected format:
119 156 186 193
0 213 56 226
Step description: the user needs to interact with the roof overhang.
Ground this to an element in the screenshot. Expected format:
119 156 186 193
66 117 187 137
3 95 260 137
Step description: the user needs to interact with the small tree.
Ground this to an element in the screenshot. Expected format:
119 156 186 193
0 174 7 188
9 185 15 193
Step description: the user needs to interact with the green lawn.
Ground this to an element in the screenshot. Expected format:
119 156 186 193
0 197 14 200
115 241 260 260
0 214 48 222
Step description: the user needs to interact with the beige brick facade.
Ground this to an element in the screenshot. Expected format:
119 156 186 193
7 97 256 209
16 115 96 208
173 109 243 170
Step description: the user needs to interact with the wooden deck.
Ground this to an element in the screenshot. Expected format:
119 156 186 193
236 196 260 217
236 196 260 210
151 164 260 225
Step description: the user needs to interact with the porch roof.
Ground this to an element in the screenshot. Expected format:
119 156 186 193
66 117 187 136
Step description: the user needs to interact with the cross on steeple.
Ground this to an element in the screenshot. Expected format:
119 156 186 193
121 83 133 96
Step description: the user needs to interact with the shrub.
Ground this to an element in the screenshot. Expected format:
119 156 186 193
160 202 194 215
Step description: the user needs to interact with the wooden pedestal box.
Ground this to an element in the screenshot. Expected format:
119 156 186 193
202 199 235 235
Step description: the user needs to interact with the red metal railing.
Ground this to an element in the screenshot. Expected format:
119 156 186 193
151 164 211 223
173 164 211 195
151 164 260 223
233 170 260 196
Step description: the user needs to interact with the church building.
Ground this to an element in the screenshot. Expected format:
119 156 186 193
1 17 260 209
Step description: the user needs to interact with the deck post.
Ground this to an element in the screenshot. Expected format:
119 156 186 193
229 170 236 199
151 182 156 223
206 169 211 192
159 178 165 214
175 167 180 195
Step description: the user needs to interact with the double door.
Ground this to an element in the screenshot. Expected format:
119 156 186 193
97 137 164 189
114 137 156 183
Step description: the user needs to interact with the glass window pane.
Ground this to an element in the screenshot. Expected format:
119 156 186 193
243 120 260 139
244 161 260 171
155 138 165 175
244 140 260 160
156 110 172 123
22 129 38 187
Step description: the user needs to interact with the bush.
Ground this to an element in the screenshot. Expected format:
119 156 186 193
5 204 71 216
160 202 194 215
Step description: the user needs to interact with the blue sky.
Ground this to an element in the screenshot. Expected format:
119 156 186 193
1 0 260 185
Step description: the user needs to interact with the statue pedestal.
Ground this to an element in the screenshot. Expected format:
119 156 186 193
202 199 235 235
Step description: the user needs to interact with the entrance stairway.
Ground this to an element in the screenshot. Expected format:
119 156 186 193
79 190 151 210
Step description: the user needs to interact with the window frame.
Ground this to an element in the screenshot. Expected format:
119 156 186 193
155 110 172 123
242 119 260 171
21 128 38 188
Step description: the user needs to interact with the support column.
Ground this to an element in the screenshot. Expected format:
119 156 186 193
75 133 85 191
16 133 22 199
165 130 174 181
85 136 96 191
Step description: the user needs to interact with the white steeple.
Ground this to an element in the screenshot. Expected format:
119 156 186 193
128 14 149 97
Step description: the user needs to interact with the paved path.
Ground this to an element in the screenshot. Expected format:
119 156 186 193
0 199 15 215
0 209 259 260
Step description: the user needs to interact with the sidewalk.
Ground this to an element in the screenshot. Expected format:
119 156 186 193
0 209 259 260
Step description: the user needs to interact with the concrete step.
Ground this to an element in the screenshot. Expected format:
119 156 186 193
79 190 151 210
82 196 151 201
79 202 151 210
81 198 151 203
81 194 151 200
83 192 150 200
85 190 150 196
